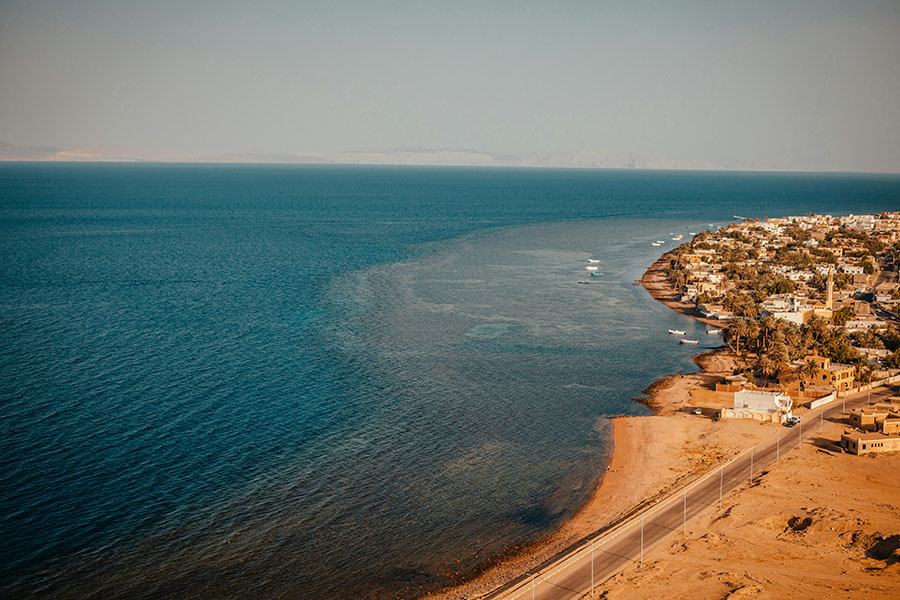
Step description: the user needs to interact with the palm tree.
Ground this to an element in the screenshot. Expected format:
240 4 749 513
757 315 780 354
724 319 749 356
745 320 761 357
805 315 830 344
797 359 818 391
757 354 777 386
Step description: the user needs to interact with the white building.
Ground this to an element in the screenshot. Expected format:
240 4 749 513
731 389 794 423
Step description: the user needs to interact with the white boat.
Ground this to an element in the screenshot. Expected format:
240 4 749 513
668 329 686 335
651 242 662 247
656 240 665 244
706 328 720 335
680 339 699 344
585 266 599 272
672 235 683 241
587 259 601 264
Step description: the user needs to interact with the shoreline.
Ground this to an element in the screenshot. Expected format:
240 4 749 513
429 254 749 600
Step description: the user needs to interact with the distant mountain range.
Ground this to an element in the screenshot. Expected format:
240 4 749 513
0 140 798 172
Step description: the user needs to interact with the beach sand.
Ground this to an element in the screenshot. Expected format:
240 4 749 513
599 416 900 599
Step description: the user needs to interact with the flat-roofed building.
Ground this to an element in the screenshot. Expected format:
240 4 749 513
840 430 900 455
722 389 794 423
806 354 855 392
848 404 900 431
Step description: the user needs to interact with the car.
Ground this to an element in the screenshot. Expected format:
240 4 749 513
784 416 801 427
693 408 702 415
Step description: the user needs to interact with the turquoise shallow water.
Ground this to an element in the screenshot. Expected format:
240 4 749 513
1 164 898 598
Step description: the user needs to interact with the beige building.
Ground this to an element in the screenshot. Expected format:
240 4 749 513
806 354 854 392
848 404 900 433
841 430 900 455
842 400 900 455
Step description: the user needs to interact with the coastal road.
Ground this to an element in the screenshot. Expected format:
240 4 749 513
490 384 898 600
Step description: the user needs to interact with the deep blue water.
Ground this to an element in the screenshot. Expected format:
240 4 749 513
1 164 898 598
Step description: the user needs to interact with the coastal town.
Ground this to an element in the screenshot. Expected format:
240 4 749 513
659 212 900 454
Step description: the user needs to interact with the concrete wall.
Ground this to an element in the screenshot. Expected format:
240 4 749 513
838 373 900 398
805 392 837 410
719 408 782 423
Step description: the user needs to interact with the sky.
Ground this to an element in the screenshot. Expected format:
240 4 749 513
1 0 899 171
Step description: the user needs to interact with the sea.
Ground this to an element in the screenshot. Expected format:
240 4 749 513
1 163 898 599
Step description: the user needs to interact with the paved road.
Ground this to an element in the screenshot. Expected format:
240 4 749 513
491 384 898 600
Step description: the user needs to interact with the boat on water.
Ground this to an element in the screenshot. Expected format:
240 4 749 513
651 242 662 247
577 280 591 284
585 265 599 272
590 271 602 277
672 235 683 241
587 259 601 264
680 339 699 344
633 279 642 285
706 328 720 335
668 329 686 335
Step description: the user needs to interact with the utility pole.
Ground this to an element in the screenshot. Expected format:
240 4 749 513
777 431 780 465
750 446 754 480
640 514 644 564
532 575 535 600
591 539 594 597
820 409 824 432
719 463 723 508
799 418 802 449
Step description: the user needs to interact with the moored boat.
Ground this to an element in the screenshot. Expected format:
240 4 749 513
680 339 699 344
668 329 686 335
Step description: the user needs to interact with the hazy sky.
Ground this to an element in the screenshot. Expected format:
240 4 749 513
1 1 899 171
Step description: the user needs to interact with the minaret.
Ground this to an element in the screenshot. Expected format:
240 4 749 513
826 265 834 310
